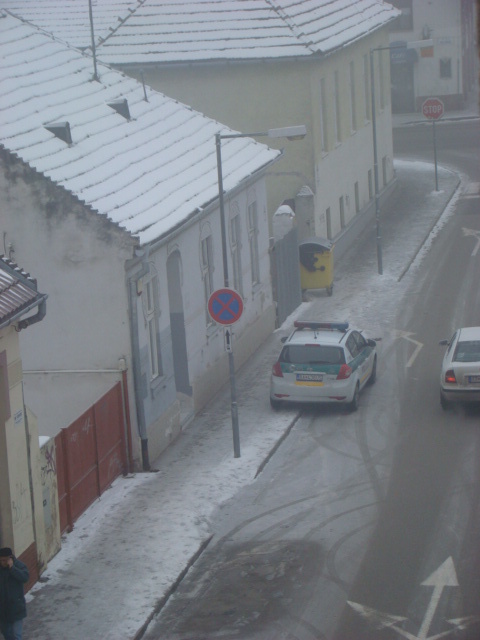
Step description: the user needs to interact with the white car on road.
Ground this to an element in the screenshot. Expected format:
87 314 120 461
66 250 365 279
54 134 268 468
439 326 480 409
270 321 377 412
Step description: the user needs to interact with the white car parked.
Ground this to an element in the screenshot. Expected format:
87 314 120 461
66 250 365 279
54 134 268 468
270 321 377 412
439 326 480 409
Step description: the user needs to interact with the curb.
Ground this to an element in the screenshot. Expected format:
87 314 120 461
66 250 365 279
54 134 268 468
133 534 214 640
397 173 461 282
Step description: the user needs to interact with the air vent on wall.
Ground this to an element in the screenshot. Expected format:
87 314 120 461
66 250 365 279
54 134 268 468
44 121 72 144
107 98 131 120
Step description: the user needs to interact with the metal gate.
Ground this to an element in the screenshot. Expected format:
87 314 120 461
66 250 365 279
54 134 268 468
270 227 302 327
55 381 130 534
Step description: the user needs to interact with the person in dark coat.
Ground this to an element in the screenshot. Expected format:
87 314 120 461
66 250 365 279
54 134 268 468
0 547 29 640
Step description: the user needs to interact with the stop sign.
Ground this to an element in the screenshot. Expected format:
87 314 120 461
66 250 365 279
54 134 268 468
422 98 444 120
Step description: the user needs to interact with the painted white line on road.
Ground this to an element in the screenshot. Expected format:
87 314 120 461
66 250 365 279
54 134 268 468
348 557 480 640
392 330 424 367
462 227 480 256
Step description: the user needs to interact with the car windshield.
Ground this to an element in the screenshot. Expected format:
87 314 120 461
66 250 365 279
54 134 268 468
453 340 480 363
280 344 345 365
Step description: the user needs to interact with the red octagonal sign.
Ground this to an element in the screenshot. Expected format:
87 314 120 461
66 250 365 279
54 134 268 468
422 97 444 120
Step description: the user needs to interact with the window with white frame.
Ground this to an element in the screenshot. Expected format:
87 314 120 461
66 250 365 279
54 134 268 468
200 226 214 325
379 51 386 110
247 199 260 286
334 70 341 144
230 203 243 296
319 77 327 152
363 54 371 121
143 267 162 380
349 61 356 131
339 196 345 229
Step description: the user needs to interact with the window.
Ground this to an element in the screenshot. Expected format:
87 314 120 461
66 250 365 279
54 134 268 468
247 200 260 286
382 156 388 187
355 182 360 213
349 61 356 131
379 51 386 110
346 335 359 358
333 70 341 143
280 344 345 366
201 232 214 325
368 169 373 200
326 207 332 239
352 331 367 351
319 77 327 152
363 54 371 121
143 268 162 379
389 0 413 31
453 341 480 363
339 196 345 229
440 58 452 78
230 207 243 296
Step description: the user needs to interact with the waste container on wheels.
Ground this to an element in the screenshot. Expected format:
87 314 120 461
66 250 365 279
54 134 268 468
299 237 334 295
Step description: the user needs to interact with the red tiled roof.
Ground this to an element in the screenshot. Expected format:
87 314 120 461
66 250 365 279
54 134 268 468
0 256 47 328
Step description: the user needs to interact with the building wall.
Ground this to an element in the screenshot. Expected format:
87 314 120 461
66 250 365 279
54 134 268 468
128 173 276 436
38 433 61 562
0 326 37 559
389 0 477 111
309 30 395 241
129 59 313 234
0 152 143 465
123 24 395 248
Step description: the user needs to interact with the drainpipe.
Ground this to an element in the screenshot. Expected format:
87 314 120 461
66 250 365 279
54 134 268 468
16 298 47 332
127 248 151 471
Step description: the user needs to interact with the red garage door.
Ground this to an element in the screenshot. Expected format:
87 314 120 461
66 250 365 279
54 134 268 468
55 380 131 534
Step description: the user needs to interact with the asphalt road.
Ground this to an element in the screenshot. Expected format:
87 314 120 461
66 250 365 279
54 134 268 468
143 119 480 640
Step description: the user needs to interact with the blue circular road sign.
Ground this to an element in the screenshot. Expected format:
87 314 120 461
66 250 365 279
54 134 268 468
208 288 244 325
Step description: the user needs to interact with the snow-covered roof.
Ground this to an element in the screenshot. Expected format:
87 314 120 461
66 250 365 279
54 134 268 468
0 10 281 245
0 1 401 65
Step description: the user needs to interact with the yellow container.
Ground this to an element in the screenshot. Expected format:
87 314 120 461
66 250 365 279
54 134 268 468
299 238 334 295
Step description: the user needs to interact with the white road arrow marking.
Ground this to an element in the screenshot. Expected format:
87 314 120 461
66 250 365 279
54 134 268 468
462 227 480 256
348 558 479 640
418 557 458 639
392 330 424 367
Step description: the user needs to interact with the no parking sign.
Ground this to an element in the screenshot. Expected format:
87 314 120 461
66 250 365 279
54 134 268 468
208 288 244 325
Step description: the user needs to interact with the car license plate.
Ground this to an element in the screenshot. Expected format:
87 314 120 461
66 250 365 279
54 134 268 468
468 375 480 384
296 373 323 385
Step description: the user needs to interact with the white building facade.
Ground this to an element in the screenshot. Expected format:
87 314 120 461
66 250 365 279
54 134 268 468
388 0 477 113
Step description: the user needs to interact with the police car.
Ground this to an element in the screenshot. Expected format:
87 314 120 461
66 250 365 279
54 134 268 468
270 321 377 411
439 326 480 409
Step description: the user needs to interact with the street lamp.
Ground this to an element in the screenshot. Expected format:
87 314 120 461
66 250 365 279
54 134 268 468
215 124 306 458
370 40 433 275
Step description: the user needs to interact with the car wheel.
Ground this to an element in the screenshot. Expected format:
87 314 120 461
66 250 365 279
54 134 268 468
368 356 377 385
347 383 360 412
440 392 451 411
270 397 282 411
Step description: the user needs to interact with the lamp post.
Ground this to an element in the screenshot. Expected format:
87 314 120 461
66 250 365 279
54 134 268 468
215 125 306 458
370 40 433 275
